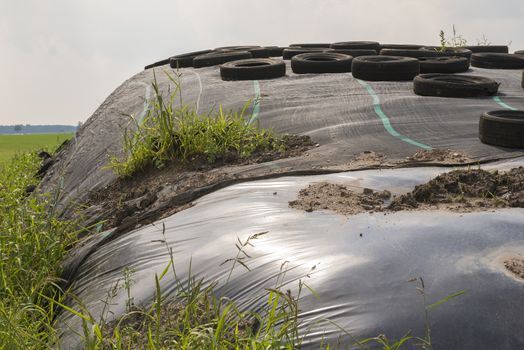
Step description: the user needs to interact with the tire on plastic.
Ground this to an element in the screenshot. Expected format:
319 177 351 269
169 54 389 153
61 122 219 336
330 41 380 50
379 44 424 50
169 49 213 69
418 57 470 73
282 47 334 60
264 46 286 57
479 110 524 148
331 49 377 57
289 43 331 48
471 53 524 69
220 58 286 81
419 47 473 60
291 52 353 74
144 58 170 70
413 74 500 98
351 56 420 81
462 45 508 53
216 46 270 58
193 51 253 68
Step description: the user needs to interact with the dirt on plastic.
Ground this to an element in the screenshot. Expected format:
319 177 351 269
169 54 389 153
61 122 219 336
405 149 471 164
289 167 524 215
85 135 314 230
504 258 524 279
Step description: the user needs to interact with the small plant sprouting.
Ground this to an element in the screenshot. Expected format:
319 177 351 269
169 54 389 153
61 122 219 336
437 24 467 52
477 34 492 46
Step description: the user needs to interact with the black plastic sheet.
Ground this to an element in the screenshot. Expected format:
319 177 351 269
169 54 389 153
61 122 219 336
58 159 524 349
40 64 524 219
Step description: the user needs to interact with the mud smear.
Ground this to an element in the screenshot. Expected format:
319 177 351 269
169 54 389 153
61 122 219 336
406 149 471 164
289 183 391 215
504 258 524 279
84 135 314 230
290 167 524 215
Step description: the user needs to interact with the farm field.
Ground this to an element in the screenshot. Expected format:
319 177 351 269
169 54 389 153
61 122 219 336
0 133 73 166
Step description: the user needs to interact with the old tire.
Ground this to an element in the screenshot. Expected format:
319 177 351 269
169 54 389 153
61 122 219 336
291 52 353 74
220 58 286 81
479 110 524 148
418 57 470 73
413 74 499 98
471 53 524 69
351 56 420 81
265 46 286 57
515 50 524 55
419 47 472 60
379 44 424 50
216 46 270 58
462 45 508 53
330 41 380 50
380 48 442 58
289 43 331 48
331 49 377 57
193 51 253 68
144 58 170 70
169 49 213 69
282 47 334 60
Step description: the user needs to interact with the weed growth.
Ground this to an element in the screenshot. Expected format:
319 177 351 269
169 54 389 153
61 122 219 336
0 151 79 348
110 72 285 177
57 224 464 349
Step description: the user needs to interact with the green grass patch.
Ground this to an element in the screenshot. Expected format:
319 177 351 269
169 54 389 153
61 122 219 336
110 73 285 177
0 133 73 166
0 151 79 348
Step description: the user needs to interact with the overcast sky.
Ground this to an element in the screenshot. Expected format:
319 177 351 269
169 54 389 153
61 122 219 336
1 0 523 125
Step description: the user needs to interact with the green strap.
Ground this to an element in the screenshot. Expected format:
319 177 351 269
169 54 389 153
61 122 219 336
249 80 261 125
493 96 517 111
357 79 433 150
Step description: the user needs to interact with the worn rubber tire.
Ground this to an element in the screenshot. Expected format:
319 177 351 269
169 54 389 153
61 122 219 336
144 58 170 70
264 46 286 57
169 49 213 69
479 110 524 148
418 57 470 73
289 43 331 48
380 48 443 58
379 44 424 50
515 50 524 55
193 51 253 68
330 41 380 50
462 45 508 53
282 47 334 60
471 53 524 69
351 56 420 81
216 46 270 58
220 58 286 81
331 49 377 57
291 52 353 74
413 74 499 98
419 47 472 60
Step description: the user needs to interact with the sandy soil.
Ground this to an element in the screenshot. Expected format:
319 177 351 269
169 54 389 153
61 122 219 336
289 167 524 215
504 258 524 279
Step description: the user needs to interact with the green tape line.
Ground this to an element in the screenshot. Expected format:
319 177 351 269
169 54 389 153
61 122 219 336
493 96 517 111
357 79 433 150
249 80 261 125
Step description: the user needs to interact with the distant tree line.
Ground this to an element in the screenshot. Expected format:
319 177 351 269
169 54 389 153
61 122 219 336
0 124 78 135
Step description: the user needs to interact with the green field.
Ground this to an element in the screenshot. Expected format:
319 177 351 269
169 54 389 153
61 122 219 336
0 133 73 166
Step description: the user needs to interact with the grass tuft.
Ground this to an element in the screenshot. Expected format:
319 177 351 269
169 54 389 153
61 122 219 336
110 72 284 177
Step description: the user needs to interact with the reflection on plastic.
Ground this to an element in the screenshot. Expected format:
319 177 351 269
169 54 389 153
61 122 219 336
58 162 524 349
